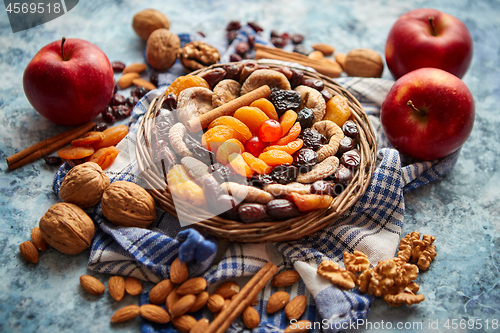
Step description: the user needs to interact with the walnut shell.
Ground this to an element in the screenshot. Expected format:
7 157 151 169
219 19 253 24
344 48 384 78
146 29 180 71
39 203 95 255
178 41 221 72
102 181 157 228
59 162 110 208
132 9 170 41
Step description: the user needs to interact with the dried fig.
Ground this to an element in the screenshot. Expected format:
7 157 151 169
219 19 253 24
146 29 180 71
59 162 110 208
132 9 170 41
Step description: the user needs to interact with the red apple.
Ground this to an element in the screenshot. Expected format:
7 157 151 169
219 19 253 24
385 8 473 79
23 38 114 126
380 67 475 161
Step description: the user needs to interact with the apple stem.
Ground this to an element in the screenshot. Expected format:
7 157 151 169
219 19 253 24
428 17 437 36
61 37 67 61
407 100 426 117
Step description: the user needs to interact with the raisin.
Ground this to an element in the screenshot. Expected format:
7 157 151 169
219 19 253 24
271 37 287 48
296 108 315 129
342 120 359 139
226 20 241 31
111 61 126 72
113 105 131 120
266 199 301 220
291 33 305 44
93 123 108 132
337 136 357 155
268 88 301 117
238 203 269 223
131 86 149 99
44 156 63 167
302 78 324 91
248 173 274 189
162 93 177 111
341 149 361 169
293 148 318 173
270 164 298 185
126 96 139 108
299 128 327 150
209 163 234 184
101 106 116 124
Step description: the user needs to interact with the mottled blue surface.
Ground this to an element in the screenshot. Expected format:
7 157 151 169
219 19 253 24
1 0 499 332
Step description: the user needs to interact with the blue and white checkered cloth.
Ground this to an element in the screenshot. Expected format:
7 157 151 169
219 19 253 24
53 28 460 332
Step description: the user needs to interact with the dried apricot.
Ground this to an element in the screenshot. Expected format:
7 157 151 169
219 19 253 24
216 139 244 165
58 146 94 160
71 131 105 147
228 153 254 178
92 125 129 150
264 138 303 155
164 75 210 97
323 95 352 127
233 106 269 135
250 98 279 120
279 110 298 135
271 122 301 146
167 165 207 207
288 192 333 212
242 152 272 174
208 116 252 142
202 125 246 152
258 150 293 167
86 146 119 170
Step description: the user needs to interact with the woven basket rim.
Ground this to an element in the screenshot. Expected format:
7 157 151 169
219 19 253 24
135 61 377 243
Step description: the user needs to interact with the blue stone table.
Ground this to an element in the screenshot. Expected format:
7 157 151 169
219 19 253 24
1 0 499 332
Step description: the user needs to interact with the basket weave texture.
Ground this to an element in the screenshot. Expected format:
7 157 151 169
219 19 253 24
135 62 377 243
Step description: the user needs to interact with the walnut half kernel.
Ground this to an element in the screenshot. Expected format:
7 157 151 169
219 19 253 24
178 41 220 73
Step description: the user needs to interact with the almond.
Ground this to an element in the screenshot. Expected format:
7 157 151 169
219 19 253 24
19 240 39 263
189 291 209 313
149 279 174 304
271 270 300 287
122 63 147 74
108 276 125 301
166 287 181 314
31 227 48 251
176 277 207 295
80 275 105 295
139 304 170 324
170 257 189 284
110 304 140 323
190 318 210 333
322 58 343 77
284 320 312 332
242 306 260 329
171 314 197 332
214 280 240 299
132 78 157 91
285 295 307 320
344 48 384 78
266 291 290 314
308 50 324 60
125 276 143 296
312 43 335 56
207 293 225 312
117 72 140 89
334 52 347 70
170 294 196 318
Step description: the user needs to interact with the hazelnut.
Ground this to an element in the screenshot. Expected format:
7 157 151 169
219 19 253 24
146 29 180 71
59 162 110 208
101 181 157 228
132 9 170 41
39 203 95 255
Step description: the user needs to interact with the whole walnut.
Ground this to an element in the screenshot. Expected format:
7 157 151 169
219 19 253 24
39 202 95 255
146 29 180 71
101 181 157 228
132 9 170 41
59 162 110 208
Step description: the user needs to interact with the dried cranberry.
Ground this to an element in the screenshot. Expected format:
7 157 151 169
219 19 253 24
44 156 63 167
126 96 139 108
149 70 159 87
281 32 290 41
268 88 301 116
303 78 324 91
341 149 361 169
226 20 241 31
131 86 149 99
321 89 333 103
247 35 256 48
293 148 318 172
113 105 131 119
111 61 126 72
271 37 287 48
270 30 280 38
235 42 250 56
223 63 244 80
337 137 357 155
110 94 127 106
270 164 298 184
93 123 108 132
299 128 327 150
247 21 263 34
291 33 305 44
342 120 359 139
293 44 310 55
230 53 243 62
227 30 238 44
162 93 177 111
101 106 116 124
296 108 315 129
201 68 226 89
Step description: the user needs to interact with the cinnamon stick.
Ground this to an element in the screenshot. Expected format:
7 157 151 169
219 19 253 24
206 261 278 333
185 85 271 133
6 121 95 170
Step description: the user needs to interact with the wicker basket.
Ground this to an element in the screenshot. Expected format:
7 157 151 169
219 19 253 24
135 62 377 243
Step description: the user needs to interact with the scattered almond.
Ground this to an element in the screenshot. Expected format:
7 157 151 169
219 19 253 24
31 227 48 251
242 306 260 329
334 52 347 70
122 63 147 74
171 314 197 332
271 270 300 287
207 293 225 312
312 43 335 56
132 78 156 91
166 287 181 314
189 291 209 313
19 240 39 263
170 257 189 284
108 276 125 301
139 304 170 324
170 294 196 318
80 275 105 295
321 58 343 77
266 291 290 314
284 320 312 332
285 295 307 320
124 277 143 296
117 72 140 89
176 277 207 295
190 318 210 333
214 280 240 299
149 279 174 304
110 305 140 323
308 50 324 60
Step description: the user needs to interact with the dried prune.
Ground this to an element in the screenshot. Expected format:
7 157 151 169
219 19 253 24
337 136 357 155
162 93 177 111
293 148 318 172
341 149 361 169
342 120 359 139
266 199 301 220
209 163 234 184
334 165 353 186
299 128 327 150
296 108 315 129
268 88 301 117
248 173 274 189
238 203 269 223
302 78 324 91
270 164 298 185
218 194 240 220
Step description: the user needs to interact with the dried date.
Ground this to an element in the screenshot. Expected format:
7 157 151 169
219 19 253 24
238 203 269 223
266 199 301 220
